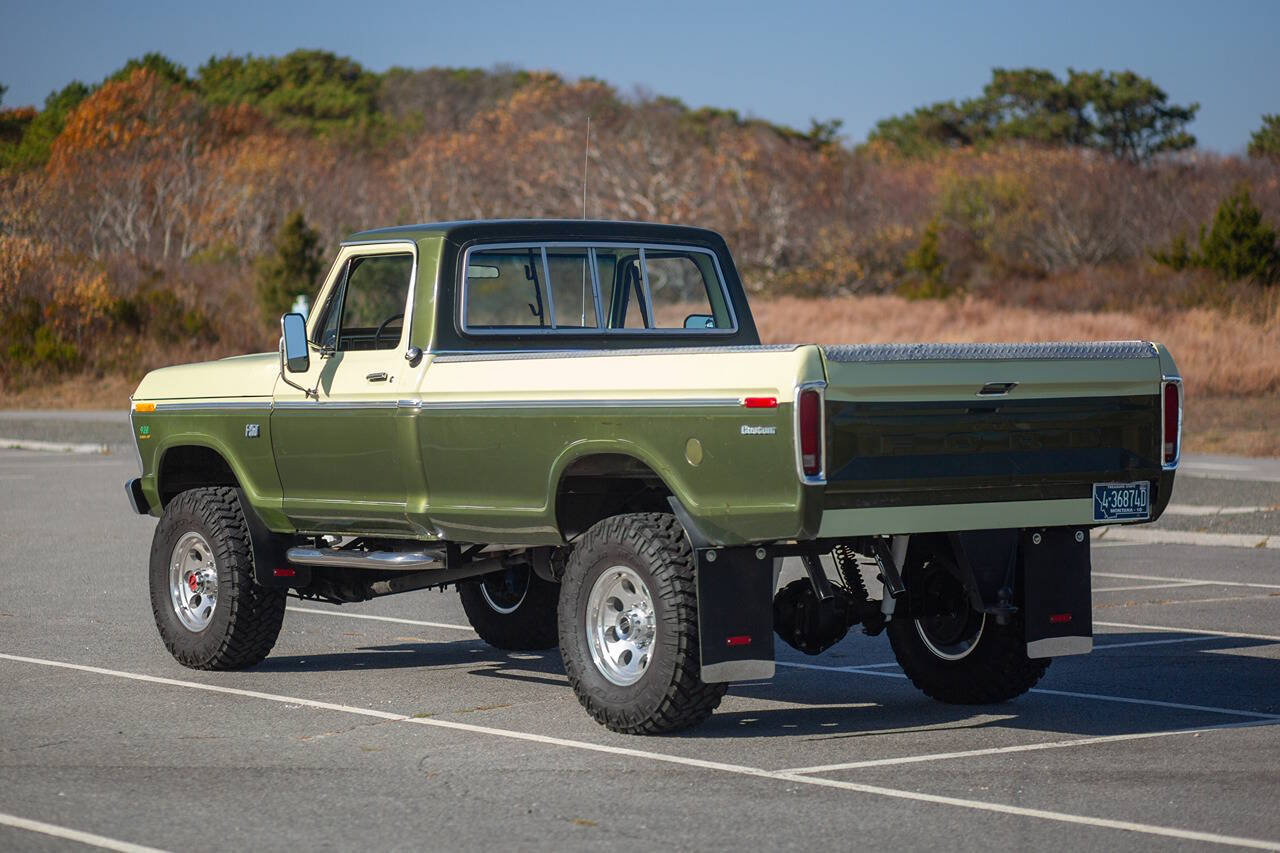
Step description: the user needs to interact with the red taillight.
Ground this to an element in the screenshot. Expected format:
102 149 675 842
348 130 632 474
798 389 821 478
1162 382 1180 466
743 396 778 409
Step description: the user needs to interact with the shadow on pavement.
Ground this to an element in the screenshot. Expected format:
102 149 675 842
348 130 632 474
256 630 1278 740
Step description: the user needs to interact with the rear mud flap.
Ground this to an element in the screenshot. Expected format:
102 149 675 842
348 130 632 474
1021 527 1093 658
695 548 776 683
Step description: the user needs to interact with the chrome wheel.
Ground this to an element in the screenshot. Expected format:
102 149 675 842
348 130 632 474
912 561 985 661
169 531 218 632
586 565 656 686
479 566 530 615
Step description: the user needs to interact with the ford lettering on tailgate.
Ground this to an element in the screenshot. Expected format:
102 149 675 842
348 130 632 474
1093 481 1151 522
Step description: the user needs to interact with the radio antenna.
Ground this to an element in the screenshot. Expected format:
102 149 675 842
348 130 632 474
582 115 590 220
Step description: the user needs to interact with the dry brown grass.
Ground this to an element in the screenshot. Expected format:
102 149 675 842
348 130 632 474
3 296 1274 457
0 373 137 410
753 295 1280 399
1181 395 1280 457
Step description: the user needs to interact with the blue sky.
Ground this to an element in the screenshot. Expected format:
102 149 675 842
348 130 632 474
2 0 1276 153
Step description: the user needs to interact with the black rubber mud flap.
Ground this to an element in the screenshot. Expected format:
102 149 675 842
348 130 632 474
1021 527 1092 658
236 490 310 589
696 547 775 683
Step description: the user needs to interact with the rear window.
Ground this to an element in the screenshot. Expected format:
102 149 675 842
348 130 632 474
461 242 734 334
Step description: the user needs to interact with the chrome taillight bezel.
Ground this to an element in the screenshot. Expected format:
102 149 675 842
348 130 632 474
1161 376 1183 471
794 381 826 485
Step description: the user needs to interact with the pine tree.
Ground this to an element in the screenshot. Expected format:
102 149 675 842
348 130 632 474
255 211 324 322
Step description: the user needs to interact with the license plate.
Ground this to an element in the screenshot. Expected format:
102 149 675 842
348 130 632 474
1093 481 1151 522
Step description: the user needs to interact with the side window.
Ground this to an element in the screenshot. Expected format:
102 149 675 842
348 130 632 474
596 249 648 329
644 250 726 330
545 247 597 328
335 253 413 351
465 247 551 329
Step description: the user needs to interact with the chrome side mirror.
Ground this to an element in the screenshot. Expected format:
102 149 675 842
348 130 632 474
281 313 310 373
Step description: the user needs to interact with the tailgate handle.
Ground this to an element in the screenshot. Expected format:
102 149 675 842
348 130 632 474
977 382 1017 396
366 372 388 382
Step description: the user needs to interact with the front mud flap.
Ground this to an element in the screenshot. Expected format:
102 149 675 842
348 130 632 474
1022 527 1093 658
695 547 776 683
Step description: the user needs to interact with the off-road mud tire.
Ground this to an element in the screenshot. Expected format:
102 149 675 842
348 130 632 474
458 565 560 650
888 575 1049 705
149 487 285 669
558 513 726 734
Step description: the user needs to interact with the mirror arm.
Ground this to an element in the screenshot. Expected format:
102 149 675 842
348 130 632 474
278 338 318 400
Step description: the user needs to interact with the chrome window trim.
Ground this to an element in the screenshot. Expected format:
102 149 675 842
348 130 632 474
637 246 655 328
588 248 604 330
1161 375 1183 471
794 380 827 485
459 241 738 336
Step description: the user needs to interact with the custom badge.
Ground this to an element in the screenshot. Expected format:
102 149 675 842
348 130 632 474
137 425 151 440
740 425 777 436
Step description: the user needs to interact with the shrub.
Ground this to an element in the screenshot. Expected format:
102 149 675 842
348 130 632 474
1153 184 1280 286
899 219 957 299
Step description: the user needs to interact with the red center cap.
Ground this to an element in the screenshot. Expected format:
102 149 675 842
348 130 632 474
187 573 198 592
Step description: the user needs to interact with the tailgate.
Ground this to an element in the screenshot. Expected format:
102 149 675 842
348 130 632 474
819 341 1166 520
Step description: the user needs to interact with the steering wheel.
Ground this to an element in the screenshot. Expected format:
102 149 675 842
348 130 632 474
373 312 404 348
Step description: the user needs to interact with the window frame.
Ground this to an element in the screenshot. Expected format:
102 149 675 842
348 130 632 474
458 241 738 337
307 240 419 356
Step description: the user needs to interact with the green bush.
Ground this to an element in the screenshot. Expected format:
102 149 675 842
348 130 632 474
899 219 958 299
1 298 79 381
1153 184 1280 286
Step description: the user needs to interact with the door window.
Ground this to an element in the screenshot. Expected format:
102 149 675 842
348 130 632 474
333 254 413 351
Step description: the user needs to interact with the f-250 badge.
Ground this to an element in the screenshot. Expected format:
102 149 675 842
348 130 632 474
244 423 260 438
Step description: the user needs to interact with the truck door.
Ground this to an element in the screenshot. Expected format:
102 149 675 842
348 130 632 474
271 244 420 535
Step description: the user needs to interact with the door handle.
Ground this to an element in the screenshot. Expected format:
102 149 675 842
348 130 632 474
366 372 388 382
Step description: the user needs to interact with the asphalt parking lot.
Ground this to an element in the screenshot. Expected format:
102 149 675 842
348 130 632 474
1 428 1277 851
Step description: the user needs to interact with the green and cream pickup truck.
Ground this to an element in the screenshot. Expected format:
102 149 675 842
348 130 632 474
125 219 1183 733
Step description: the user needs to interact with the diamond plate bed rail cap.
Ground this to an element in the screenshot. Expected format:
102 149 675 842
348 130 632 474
820 341 1157 363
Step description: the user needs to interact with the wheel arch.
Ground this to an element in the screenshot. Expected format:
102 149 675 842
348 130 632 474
550 442 686 541
155 438 244 508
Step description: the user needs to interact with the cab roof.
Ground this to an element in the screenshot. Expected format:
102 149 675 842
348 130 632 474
344 219 727 247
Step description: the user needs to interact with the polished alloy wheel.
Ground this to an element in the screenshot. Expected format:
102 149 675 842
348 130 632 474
585 565 656 686
912 562 985 661
169 531 218 632
479 566 531 615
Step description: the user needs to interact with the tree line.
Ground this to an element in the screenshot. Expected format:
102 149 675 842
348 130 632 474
1 52 1277 391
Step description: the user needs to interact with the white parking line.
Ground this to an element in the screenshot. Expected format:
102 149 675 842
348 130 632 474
1094 581 1211 593
2 652 1277 851
286 605 473 632
0 811 169 853
1095 572 1280 592
775 661 1280 720
1093 527 1278 549
1163 504 1276 517
1092 635 1220 650
1095 621 1280 643
779 718 1272 774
